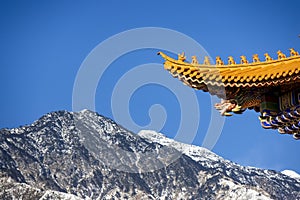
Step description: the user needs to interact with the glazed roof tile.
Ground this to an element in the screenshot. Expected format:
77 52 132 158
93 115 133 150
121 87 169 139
159 52 300 88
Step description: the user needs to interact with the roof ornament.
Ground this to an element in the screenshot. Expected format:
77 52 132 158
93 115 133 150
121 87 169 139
290 48 299 56
204 56 211 65
264 53 273 61
178 52 186 62
277 50 286 60
191 56 198 65
216 56 224 65
214 99 239 116
240 55 248 64
228 56 236 65
252 54 260 63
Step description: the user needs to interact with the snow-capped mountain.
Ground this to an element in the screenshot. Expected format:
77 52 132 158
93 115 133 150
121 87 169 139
1 110 300 199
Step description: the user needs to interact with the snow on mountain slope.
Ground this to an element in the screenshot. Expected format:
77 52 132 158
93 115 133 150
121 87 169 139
0 177 82 200
282 170 300 180
1 110 300 200
138 130 225 163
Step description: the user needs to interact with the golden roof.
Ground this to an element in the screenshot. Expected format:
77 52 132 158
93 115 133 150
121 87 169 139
158 49 300 89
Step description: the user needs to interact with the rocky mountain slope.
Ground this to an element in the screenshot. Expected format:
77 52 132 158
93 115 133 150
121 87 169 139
0 110 300 199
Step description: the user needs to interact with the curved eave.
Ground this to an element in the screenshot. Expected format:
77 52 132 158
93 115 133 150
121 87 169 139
158 52 300 88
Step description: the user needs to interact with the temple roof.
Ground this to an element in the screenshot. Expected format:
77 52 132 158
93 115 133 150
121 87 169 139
158 50 300 89
158 49 300 139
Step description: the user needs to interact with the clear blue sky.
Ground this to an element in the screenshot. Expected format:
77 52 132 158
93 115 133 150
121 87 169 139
1 0 300 173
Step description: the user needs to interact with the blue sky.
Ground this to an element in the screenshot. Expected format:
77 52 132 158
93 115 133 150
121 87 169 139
1 0 300 173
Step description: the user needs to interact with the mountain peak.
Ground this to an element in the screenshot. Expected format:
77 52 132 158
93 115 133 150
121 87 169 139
77 109 97 115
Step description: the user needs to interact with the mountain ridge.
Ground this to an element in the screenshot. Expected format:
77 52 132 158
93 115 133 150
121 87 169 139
0 110 300 199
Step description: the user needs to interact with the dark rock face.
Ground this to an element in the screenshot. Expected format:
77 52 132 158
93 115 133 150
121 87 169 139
0 110 300 199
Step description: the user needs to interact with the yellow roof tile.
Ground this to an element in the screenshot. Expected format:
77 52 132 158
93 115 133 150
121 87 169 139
158 51 300 88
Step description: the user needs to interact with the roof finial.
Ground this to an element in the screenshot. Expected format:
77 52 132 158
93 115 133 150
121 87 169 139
240 55 248 64
264 53 272 61
252 54 260 63
228 56 236 65
191 56 198 65
216 56 224 65
178 52 186 62
277 50 286 60
204 56 211 65
289 48 299 56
